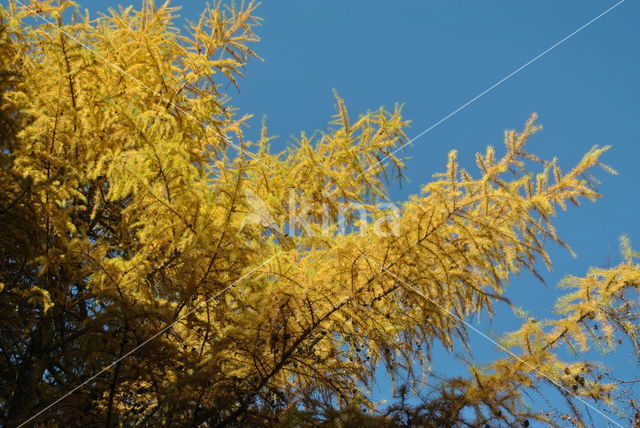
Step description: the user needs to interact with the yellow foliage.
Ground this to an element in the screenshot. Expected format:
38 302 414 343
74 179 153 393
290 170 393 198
0 1 635 427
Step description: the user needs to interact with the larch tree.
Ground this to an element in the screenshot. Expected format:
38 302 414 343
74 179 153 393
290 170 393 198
0 1 638 427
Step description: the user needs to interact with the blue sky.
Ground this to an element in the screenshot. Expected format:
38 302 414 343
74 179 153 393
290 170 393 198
75 0 640 425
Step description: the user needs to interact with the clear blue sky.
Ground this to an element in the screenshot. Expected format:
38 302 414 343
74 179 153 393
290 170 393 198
75 0 640 425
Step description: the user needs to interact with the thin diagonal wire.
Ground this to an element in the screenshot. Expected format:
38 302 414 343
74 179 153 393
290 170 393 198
12 0 626 426
358 0 625 181
17 252 282 427
13 0 277 174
